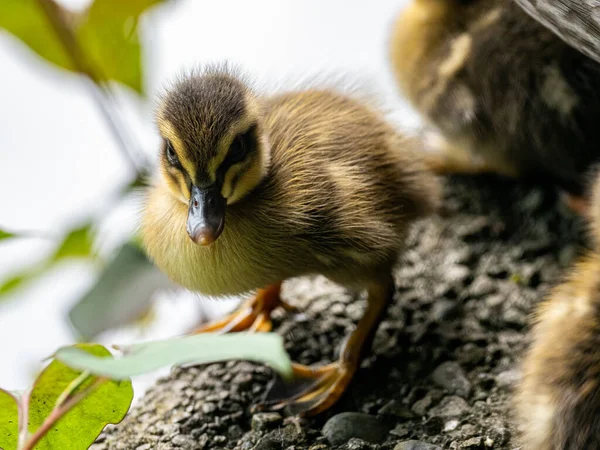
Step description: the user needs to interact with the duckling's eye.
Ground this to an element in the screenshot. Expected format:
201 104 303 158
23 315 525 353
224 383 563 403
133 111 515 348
165 140 179 166
228 135 248 164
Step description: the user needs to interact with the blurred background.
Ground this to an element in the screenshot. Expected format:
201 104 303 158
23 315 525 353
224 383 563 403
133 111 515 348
0 0 417 398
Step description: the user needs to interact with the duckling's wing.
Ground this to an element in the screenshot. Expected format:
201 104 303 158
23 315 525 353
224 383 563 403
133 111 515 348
514 0 600 64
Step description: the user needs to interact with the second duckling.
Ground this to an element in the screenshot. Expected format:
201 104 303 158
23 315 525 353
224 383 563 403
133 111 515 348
390 0 600 212
141 66 440 416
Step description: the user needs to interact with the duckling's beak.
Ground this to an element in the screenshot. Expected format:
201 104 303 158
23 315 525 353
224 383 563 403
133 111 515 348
187 184 226 246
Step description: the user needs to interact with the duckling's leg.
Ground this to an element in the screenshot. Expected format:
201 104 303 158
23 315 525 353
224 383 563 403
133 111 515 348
191 282 295 334
254 274 393 417
422 130 518 177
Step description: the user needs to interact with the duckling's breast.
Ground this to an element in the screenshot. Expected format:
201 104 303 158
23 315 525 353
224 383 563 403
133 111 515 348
141 183 288 296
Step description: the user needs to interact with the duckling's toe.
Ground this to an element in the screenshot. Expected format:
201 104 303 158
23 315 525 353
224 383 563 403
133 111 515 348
253 362 355 417
190 282 293 334
560 190 589 217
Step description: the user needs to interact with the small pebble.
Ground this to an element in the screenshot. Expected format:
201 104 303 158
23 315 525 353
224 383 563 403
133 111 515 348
432 362 472 398
394 440 442 450
429 396 469 418
322 412 390 446
460 437 483 449
412 394 434 416
251 412 283 432
390 424 410 438
346 438 369 450
253 437 281 450
495 369 521 389
444 420 460 432
379 399 416 419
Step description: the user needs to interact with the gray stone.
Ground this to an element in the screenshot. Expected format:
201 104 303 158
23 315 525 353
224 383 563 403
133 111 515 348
429 396 469 418
432 362 472 398
460 437 483 449
253 438 281 450
394 440 442 450
322 412 390 446
251 412 283 432
379 399 416 419
496 369 521 389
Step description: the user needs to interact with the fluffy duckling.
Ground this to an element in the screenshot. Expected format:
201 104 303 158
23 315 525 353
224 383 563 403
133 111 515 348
141 65 440 416
515 172 600 449
389 0 600 212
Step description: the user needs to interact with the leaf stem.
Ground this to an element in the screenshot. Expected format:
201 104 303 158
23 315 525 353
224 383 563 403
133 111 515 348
34 0 144 175
54 371 91 408
21 377 108 450
17 390 30 450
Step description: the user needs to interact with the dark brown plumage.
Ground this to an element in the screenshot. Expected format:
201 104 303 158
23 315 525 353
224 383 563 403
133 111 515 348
141 65 440 416
389 0 600 204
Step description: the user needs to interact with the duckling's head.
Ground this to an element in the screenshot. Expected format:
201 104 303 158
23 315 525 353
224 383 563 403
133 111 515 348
155 68 270 246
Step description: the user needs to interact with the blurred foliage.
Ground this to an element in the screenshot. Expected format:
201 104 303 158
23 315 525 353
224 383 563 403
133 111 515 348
0 0 165 336
56 333 294 380
68 243 170 341
0 344 133 450
0 223 96 298
0 229 17 241
0 0 164 94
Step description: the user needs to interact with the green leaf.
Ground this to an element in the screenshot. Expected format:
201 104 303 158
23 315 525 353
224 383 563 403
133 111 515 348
0 229 16 241
69 243 170 340
0 389 19 450
29 344 133 450
0 0 165 94
55 333 293 380
51 224 95 262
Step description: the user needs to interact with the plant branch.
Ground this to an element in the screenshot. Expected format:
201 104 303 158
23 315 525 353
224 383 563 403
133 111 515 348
54 371 91 408
21 377 108 450
17 390 30 450
34 0 144 175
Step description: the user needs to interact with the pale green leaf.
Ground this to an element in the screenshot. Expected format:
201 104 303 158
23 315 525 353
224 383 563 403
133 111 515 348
51 224 95 262
69 243 170 340
29 344 133 450
56 333 293 380
0 389 19 450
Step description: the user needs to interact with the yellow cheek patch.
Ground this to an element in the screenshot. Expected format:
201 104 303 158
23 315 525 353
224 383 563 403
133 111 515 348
222 162 246 199
208 107 259 181
158 119 197 180
160 167 189 205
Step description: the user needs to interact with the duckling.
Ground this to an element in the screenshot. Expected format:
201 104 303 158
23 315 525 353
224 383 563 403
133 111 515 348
389 0 600 213
141 65 441 416
515 171 600 449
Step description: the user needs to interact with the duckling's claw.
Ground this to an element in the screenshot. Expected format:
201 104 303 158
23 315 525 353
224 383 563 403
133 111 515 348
254 362 354 417
254 275 395 417
191 282 285 334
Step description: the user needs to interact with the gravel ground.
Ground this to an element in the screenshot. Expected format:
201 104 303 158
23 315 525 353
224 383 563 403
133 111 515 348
91 175 587 450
